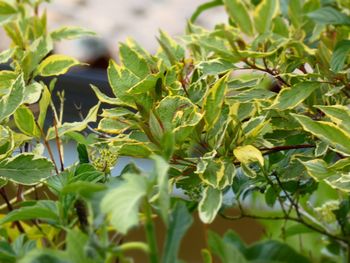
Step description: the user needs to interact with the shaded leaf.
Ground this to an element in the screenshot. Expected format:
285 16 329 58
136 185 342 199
270 82 320 110
162 202 193 263
330 40 350 72
292 114 350 155
308 7 350 25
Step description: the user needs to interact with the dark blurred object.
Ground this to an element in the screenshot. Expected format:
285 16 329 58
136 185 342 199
0 64 111 123
81 38 111 69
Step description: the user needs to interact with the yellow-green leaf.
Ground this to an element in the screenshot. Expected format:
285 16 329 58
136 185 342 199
0 74 25 122
270 82 320 110
223 0 254 36
51 26 96 41
254 0 279 33
37 55 81 77
198 186 222 224
119 42 149 78
234 145 264 167
316 105 350 133
203 75 227 129
14 106 41 138
0 154 54 185
292 114 350 156
46 103 100 140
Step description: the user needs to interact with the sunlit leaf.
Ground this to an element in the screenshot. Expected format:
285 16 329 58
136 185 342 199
37 55 81 77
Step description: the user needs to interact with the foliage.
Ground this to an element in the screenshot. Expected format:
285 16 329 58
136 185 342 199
1 0 350 262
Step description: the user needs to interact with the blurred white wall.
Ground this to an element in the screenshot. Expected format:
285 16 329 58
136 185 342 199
0 0 227 61
44 0 227 60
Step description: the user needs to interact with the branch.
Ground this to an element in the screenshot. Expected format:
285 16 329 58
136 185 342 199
243 59 290 87
260 144 315 154
0 188 25 233
220 209 348 244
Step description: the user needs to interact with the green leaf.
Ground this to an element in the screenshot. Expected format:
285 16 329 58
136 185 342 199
127 74 159 94
301 159 350 193
203 75 227 129
198 159 236 189
308 7 350 25
107 60 139 105
157 30 185 65
149 110 164 143
0 1 17 16
46 102 100 140
21 36 53 80
198 186 222 224
152 155 170 225
14 106 41 138
301 159 333 181
285 224 314 238
18 250 68 263
90 84 122 105
0 203 59 225
101 173 148 234
0 49 13 64
201 249 213 263
316 105 350 133
0 154 54 185
223 0 254 36
77 143 89 164
51 26 96 41
207 230 248 263
194 35 240 62
37 55 81 77
234 145 264 167
119 42 149 79
98 118 130 134
254 0 279 34
244 240 310 263
23 82 43 104
292 114 350 155
156 96 202 143
161 202 193 263
0 71 16 95
0 74 25 122
197 59 235 75
38 84 51 128
0 125 14 160
66 230 95 263
270 82 320 110
330 40 350 72
190 0 223 23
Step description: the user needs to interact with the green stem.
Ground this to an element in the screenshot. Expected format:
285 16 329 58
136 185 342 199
118 242 150 254
144 201 159 263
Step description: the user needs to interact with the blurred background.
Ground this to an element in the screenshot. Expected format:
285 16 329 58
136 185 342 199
0 0 227 66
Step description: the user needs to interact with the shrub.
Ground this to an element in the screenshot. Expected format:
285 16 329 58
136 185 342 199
1 0 350 262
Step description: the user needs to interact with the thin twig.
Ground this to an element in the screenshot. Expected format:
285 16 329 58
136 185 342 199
35 121 59 175
74 103 111 138
220 208 348 244
243 59 290 87
53 116 64 172
260 144 315 154
0 188 25 233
